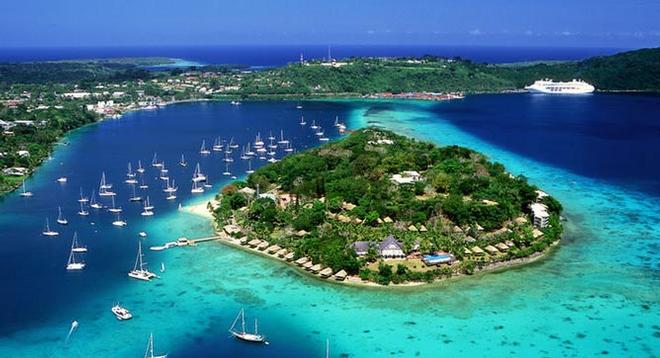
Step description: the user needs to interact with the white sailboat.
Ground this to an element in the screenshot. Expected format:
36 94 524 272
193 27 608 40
159 162 169 180
192 163 207 182
223 162 231 176
310 120 318 129
179 154 188 167
254 133 264 147
203 177 212 189
128 241 157 281
90 190 103 209
224 150 234 163
278 129 289 145
129 185 142 202
212 138 223 152
66 234 85 271
108 195 122 213
139 177 149 189
191 181 204 194
200 140 211 155
299 116 306 125
125 163 137 184
144 196 155 210
144 333 167 358
245 142 255 156
71 232 88 253
57 206 68 225
78 201 90 216
229 137 239 149
136 160 145 173
99 172 115 197
240 146 249 160
19 181 33 197
42 218 59 236
77 188 89 203
112 213 127 227
268 138 278 150
284 142 294 153
151 153 163 168
246 160 254 174
163 178 176 192
229 309 267 344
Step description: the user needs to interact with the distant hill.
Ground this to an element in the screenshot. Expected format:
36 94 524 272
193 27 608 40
490 47 660 91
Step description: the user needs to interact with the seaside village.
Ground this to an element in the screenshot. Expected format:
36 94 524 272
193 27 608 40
214 164 553 284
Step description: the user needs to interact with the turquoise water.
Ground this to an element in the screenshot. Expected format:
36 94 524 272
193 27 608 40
0 98 658 357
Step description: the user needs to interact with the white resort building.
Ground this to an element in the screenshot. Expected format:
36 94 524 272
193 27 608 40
390 171 422 185
530 202 550 228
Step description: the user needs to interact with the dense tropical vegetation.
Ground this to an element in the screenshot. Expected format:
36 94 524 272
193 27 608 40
213 129 563 285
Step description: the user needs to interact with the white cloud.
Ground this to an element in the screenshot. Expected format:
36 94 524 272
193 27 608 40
469 29 481 36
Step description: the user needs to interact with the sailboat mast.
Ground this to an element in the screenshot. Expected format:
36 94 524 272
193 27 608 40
241 309 246 334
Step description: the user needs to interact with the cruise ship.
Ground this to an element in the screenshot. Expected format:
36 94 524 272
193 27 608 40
525 79 595 94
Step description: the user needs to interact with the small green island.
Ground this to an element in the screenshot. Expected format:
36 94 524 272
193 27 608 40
211 128 563 286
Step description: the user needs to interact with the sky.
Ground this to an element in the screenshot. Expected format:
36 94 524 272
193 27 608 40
0 0 658 48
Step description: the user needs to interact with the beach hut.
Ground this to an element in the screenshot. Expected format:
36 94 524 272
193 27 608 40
238 236 249 245
303 261 314 270
295 257 309 266
408 225 418 232
471 246 485 256
276 248 288 257
334 270 348 281
496 242 509 251
223 224 241 235
266 245 281 254
485 245 499 255
383 216 393 223
319 267 333 278
296 230 309 237
419 225 428 232
342 202 356 211
504 240 515 248
337 214 351 223
310 264 323 273
248 239 262 248
257 241 270 251
463 247 472 255
285 252 295 261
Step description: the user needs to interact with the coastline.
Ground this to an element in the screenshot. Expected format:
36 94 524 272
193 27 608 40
182 199 560 289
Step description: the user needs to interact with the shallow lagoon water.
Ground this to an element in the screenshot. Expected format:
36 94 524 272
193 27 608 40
0 96 658 357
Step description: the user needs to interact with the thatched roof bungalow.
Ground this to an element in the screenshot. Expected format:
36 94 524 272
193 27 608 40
319 267 333 278
485 245 499 255
334 270 348 281
471 246 485 255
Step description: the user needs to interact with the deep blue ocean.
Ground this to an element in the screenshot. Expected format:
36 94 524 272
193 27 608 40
0 45 627 65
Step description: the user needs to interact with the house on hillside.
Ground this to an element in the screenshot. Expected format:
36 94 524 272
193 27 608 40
379 235 406 258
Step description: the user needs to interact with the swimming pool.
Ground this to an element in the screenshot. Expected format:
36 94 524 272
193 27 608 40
423 253 454 265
